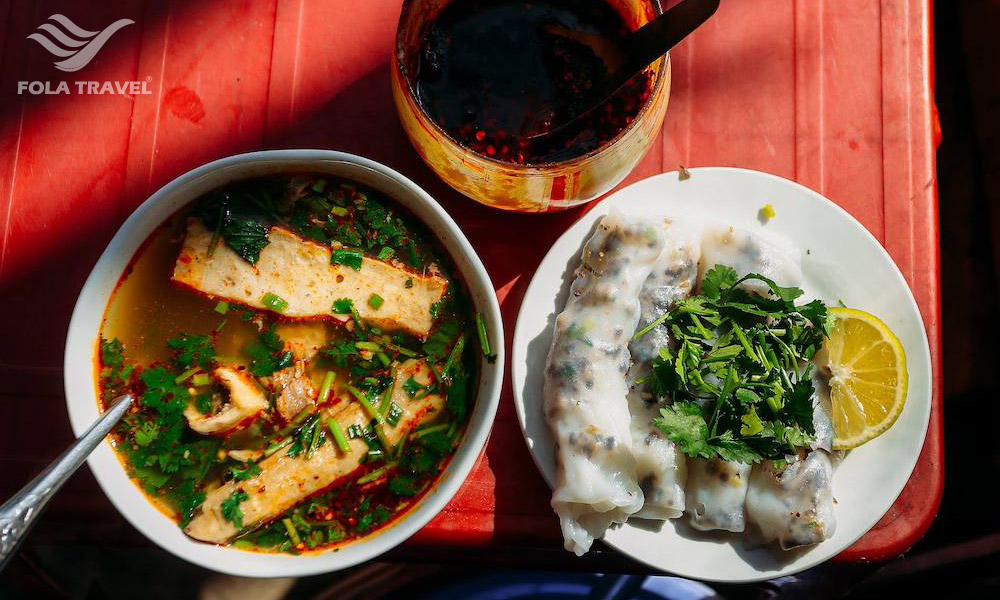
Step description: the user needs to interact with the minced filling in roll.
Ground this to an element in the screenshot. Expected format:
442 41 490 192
745 451 836 550
625 221 701 520
544 209 665 555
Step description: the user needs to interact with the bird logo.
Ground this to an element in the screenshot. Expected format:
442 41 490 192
26 14 134 73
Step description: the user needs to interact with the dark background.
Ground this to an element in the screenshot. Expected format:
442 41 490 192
2 1 999 598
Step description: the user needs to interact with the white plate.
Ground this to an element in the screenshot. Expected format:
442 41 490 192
511 167 932 582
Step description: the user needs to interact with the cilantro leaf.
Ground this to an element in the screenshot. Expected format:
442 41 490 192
713 431 762 464
230 461 261 481
388 475 420 497
221 489 249 529
402 376 424 397
423 321 461 361
447 372 469 421
243 324 293 376
654 402 712 458
167 333 215 370
700 265 739 299
783 378 816 433
332 298 354 314
798 299 833 337
321 341 359 367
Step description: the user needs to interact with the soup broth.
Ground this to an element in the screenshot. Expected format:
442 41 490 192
97 174 482 553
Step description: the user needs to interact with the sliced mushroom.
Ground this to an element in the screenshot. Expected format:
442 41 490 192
184 366 268 436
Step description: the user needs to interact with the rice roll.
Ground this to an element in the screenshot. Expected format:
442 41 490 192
685 225 804 533
745 451 836 550
544 209 665 555
698 224 803 295
686 458 752 532
625 223 701 520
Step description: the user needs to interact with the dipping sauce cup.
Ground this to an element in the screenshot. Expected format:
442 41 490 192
392 0 670 212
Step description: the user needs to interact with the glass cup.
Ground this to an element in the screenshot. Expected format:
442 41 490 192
391 0 670 212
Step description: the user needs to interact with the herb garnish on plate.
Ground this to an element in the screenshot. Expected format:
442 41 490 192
646 265 832 464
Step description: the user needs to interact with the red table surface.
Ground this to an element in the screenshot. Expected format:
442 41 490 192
0 0 940 567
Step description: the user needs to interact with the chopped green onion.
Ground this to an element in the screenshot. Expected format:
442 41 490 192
385 402 403 427
207 204 224 257
192 373 213 387
412 423 449 439
394 431 410 458
379 366 399 416
318 371 336 403
375 351 391 367
407 240 422 268
384 342 418 357
357 465 391 485
377 247 394 261
282 518 302 546
213 318 228 333
373 422 392 453
442 334 466 377
327 419 350 453
330 206 348 217
307 421 324 457
261 292 289 313
264 437 293 457
350 305 366 332
214 301 229 314
331 248 363 271
311 178 328 192
633 312 670 340
429 363 447 387
355 341 381 352
476 313 491 357
174 367 200 384
346 385 381 423
270 407 315 439
368 293 384 309
413 386 435 400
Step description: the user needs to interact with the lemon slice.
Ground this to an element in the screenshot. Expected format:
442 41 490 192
821 307 908 450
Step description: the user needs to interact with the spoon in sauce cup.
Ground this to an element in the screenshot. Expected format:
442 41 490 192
520 0 721 140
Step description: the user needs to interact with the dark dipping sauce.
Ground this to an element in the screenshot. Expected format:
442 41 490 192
413 0 653 165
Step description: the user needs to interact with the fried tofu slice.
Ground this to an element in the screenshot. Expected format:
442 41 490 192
185 359 444 544
171 219 447 338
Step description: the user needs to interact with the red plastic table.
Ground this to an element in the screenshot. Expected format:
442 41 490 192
0 0 940 572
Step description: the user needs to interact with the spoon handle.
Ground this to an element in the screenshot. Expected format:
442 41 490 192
0 394 134 571
619 0 721 80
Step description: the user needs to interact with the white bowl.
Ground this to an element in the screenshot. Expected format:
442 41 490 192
64 150 504 577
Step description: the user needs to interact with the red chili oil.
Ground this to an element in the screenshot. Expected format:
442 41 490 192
412 0 653 165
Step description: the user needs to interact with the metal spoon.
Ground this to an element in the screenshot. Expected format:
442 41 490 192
520 0 721 140
0 394 134 571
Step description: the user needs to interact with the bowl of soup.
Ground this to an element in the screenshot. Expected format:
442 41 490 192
63 150 504 577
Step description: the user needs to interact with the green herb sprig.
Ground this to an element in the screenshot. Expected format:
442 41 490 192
649 265 832 464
